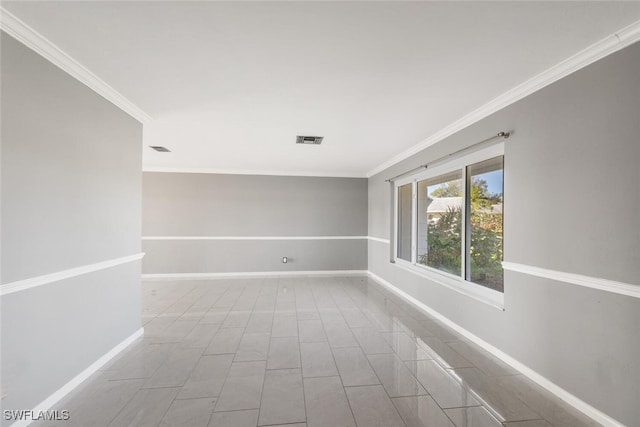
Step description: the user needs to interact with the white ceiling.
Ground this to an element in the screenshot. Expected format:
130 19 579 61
4 1 640 177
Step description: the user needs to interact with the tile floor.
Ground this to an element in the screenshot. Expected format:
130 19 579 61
34 276 599 427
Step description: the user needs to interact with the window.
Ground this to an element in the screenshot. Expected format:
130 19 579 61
417 171 463 276
394 145 504 295
467 156 504 291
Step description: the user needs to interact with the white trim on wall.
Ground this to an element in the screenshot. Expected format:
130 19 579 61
4 5 637 179
0 253 145 296
366 19 640 178
367 236 391 244
366 241 638 299
140 235 637 298
142 270 368 280
0 7 152 124
142 236 392 243
142 236 368 241
8 328 144 427
366 271 626 427
502 261 640 299
143 166 366 178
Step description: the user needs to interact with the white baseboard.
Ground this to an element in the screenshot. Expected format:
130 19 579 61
366 271 625 427
9 328 144 427
142 270 368 280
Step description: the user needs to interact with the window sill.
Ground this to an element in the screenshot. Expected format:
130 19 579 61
392 260 505 311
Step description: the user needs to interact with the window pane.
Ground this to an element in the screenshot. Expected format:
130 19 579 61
467 156 504 292
397 183 413 261
417 171 463 275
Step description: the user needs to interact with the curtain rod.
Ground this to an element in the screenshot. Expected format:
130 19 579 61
385 131 511 182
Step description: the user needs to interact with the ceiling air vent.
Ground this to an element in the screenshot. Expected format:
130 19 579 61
296 136 323 145
150 146 171 152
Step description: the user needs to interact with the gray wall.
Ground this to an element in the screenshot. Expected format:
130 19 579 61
368 42 640 425
1 32 143 422
142 172 368 273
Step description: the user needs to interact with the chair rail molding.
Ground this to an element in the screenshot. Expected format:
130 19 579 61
0 253 145 296
502 261 640 299
142 235 368 241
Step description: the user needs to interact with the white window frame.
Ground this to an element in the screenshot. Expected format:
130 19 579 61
393 143 505 309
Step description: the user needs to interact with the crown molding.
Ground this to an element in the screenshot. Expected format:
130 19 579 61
3 5 637 176
366 19 640 178
0 7 152 124
142 166 367 178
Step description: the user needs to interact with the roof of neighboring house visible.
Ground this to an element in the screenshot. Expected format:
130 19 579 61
426 197 462 213
426 197 502 214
